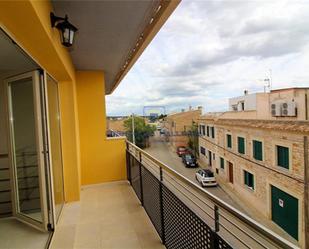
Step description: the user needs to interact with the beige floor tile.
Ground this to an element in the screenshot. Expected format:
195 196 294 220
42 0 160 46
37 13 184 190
52 182 165 249
50 225 76 249
74 223 101 249
0 219 50 249
101 232 141 249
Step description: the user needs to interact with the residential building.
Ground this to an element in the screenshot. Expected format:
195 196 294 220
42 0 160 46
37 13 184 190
198 90 309 247
107 117 127 136
227 88 309 120
163 106 202 149
0 1 305 249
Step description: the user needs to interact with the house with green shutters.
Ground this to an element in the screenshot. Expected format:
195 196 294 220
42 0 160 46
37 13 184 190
197 89 309 249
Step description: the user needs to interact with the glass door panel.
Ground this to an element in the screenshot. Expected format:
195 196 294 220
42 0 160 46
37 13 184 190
45 75 65 221
6 71 49 231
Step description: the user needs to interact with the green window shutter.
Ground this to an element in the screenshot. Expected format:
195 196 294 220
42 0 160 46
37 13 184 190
220 157 224 169
277 146 289 169
244 171 248 185
251 174 254 190
207 126 210 137
253 140 263 161
244 171 254 189
211 127 215 139
227 134 232 148
238 137 245 154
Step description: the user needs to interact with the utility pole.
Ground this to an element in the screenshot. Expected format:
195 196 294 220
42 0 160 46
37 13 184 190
132 113 135 145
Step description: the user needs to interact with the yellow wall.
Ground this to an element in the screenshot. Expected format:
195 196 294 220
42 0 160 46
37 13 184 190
76 71 126 185
0 0 81 201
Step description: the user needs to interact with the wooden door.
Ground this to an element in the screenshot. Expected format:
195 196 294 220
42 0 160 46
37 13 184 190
228 162 233 183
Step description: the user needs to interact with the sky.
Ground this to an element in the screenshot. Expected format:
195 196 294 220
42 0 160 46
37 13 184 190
106 0 309 116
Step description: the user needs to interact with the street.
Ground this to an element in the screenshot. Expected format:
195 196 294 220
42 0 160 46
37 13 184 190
144 131 297 245
145 131 247 212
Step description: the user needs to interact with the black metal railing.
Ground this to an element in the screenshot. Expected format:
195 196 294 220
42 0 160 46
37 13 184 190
106 129 125 138
126 141 299 249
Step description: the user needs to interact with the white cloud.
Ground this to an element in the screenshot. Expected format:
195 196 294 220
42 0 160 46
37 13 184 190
106 0 309 116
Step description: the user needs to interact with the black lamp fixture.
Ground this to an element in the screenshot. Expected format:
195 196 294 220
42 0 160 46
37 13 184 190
50 12 78 47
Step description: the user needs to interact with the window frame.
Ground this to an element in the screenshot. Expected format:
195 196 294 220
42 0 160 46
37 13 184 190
273 141 292 172
276 145 289 169
211 126 215 139
220 157 225 170
200 146 206 156
202 125 206 136
226 133 232 149
243 169 255 191
252 139 263 161
237 136 246 154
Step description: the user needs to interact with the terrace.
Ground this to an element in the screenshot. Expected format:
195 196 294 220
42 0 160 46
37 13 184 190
51 141 299 249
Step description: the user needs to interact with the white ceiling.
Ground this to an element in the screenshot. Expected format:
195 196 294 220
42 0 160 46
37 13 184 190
52 0 160 94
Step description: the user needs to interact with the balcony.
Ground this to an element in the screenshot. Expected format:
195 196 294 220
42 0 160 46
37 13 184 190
51 141 299 249
50 181 163 249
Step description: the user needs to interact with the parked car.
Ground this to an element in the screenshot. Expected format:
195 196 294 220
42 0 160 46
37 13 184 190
176 146 188 157
195 169 217 187
182 154 198 167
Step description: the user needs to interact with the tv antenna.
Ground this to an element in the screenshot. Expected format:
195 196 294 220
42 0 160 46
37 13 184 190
262 69 272 93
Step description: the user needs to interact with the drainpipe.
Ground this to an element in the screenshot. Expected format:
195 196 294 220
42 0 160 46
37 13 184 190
304 136 308 249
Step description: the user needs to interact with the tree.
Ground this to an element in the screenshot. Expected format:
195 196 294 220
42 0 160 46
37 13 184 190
187 121 199 157
124 116 156 148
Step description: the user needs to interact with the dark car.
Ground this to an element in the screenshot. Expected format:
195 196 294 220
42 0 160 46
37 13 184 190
176 146 188 157
182 154 198 168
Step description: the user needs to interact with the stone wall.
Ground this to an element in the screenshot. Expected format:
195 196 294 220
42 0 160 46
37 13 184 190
198 120 307 245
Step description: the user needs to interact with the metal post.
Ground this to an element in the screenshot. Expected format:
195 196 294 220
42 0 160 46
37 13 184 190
214 205 219 232
139 151 143 206
126 150 131 184
159 167 166 244
304 136 308 249
132 113 136 145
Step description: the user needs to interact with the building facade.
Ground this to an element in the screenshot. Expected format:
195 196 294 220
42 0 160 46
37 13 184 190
198 89 309 247
163 107 202 149
228 88 309 120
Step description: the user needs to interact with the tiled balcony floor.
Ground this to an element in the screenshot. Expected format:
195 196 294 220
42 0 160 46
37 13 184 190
50 181 165 249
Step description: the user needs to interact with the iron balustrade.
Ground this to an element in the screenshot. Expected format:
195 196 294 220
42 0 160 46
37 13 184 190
126 140 300 249
106 129 125 138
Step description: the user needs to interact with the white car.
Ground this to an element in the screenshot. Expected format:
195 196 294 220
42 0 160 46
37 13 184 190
195 169 217 187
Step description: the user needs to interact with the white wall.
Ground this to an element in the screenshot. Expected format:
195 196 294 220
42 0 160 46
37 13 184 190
229 93 257 111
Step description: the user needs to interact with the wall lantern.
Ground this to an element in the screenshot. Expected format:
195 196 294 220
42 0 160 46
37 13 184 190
50 12 78 47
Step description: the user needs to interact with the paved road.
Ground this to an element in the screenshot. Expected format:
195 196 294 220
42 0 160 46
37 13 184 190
145 132 297 246
145 132 246 212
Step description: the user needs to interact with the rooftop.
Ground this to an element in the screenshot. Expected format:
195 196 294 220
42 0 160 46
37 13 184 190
198 117 309 133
